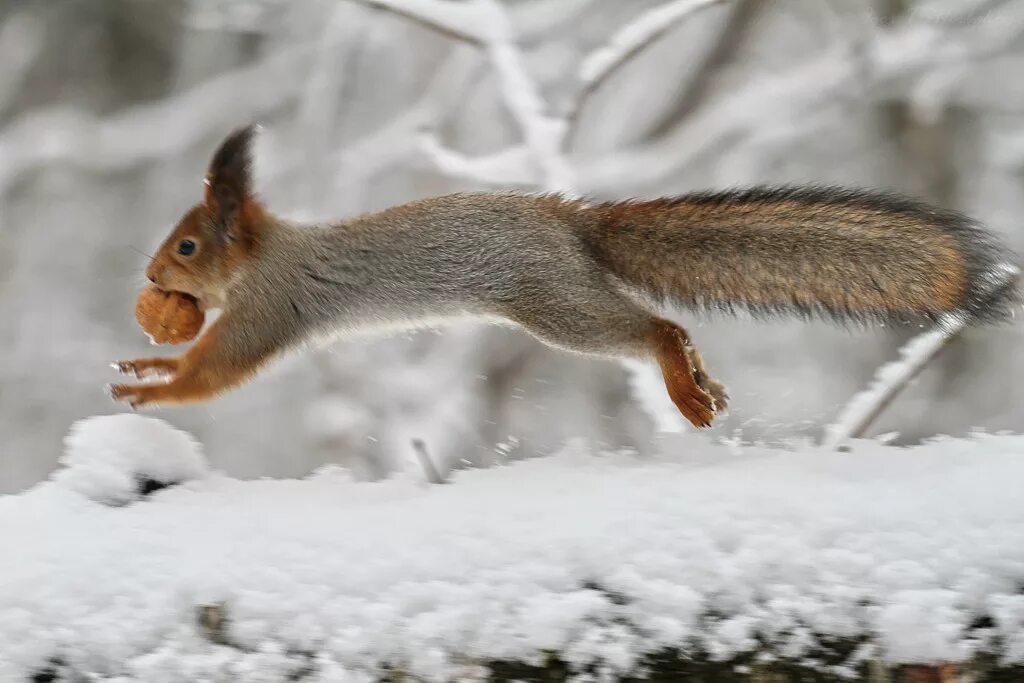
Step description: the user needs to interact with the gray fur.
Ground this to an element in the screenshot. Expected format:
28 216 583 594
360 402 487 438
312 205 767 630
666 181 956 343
222 187 1017 369
229 194 656 363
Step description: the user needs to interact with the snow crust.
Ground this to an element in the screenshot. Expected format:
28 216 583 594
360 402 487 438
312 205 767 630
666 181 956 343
4 418 1024 680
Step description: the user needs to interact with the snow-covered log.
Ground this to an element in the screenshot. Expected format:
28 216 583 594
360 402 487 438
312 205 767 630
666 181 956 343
6 416 1024 680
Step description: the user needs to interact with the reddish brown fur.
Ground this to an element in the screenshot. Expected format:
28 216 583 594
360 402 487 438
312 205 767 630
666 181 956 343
111 317 271 408
113 129 1013 428
114 127 272 409
576 192 975 321
647 319 727 428
116 194 270 409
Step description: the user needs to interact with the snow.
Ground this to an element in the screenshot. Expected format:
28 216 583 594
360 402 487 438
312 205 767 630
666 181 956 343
621 358 688 433
51 414 208 506
824 263 1020 449
821 325 954 450
4 418 1024 680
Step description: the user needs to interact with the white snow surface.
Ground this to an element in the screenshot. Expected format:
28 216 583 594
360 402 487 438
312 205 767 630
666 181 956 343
52 414 208 506
4 417 1024 680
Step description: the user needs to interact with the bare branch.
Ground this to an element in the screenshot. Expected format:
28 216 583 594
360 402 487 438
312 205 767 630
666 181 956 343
412 439 447 484
343 0 485 45
578 11 1024 193
0 45 311 189
332 49 482 181
907 0 1015 27
0 11 45 107
564 0 728 147
514 0 598 44
642 0 760 141
348 0 573 191
474 0 575 191
419 135 535 185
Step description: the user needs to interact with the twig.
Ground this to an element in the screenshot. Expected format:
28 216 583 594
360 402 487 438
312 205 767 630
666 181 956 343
641 0 761 141
578 9 1024 194
419 137 535 185
474 0 575 191
337 48 481 172
822 265 1020 449
564 0 728 149
0 11 44 107
412 438 447 484
344 0 485 45
820 323 959 450
0 45 311 189
196 603 233 647
346 0 573 191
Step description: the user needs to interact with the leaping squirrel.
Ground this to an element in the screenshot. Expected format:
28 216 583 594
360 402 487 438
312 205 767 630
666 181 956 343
111 126 1018 428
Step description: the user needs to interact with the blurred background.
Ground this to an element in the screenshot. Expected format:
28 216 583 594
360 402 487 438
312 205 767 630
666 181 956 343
1 0 1022 493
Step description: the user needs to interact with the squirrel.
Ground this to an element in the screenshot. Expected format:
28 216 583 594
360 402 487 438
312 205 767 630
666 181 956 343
111 126 1018 428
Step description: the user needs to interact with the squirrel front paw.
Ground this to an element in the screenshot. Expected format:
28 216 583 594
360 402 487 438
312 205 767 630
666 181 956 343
108 383 160 410
112 358 179 380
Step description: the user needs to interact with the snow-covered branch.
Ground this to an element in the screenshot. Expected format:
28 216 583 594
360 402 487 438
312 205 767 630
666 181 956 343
578 11 1024 193
348 0 573 191
821 324 958 450
332 49 482 182
823 264 1020 449
344 0 487 44
564 0 727 145
474 0 575 191
13 415 1024 679
419 136 535 185
0 45 311 189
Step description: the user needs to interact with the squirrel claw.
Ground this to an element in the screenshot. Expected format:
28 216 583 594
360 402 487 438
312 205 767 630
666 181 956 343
107 383 129 407
654 327 726 429
111 361 135 377
701 377 729 415
108 383 150 410
682 344 728 419
112 358 178 381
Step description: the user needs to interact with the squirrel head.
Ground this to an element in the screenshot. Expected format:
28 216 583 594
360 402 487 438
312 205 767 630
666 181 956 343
146 125 264 310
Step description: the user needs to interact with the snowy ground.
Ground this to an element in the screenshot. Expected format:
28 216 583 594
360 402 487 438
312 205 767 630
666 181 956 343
4 415 1024 681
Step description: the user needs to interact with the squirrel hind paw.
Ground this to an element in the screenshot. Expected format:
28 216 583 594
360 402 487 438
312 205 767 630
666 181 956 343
703 379 729 415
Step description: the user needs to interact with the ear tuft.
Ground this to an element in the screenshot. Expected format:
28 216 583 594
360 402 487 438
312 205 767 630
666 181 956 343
205 125 258 218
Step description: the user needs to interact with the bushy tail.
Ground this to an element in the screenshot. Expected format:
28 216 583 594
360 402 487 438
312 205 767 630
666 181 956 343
578 186 1019 325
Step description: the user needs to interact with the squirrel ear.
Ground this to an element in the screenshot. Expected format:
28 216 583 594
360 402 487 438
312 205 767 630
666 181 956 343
204 125 257 221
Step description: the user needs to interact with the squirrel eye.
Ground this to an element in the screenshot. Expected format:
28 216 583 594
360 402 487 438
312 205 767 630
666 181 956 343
177 239 197 256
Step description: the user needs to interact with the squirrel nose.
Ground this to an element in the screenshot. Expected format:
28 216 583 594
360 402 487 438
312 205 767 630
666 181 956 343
147 273 157 284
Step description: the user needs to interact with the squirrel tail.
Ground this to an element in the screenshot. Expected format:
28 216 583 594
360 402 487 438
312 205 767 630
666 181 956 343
577 186 1019 326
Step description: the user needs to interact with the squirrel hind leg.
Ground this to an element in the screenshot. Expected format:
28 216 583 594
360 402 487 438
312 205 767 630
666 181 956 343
647 319 727 429
507 294 726 428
